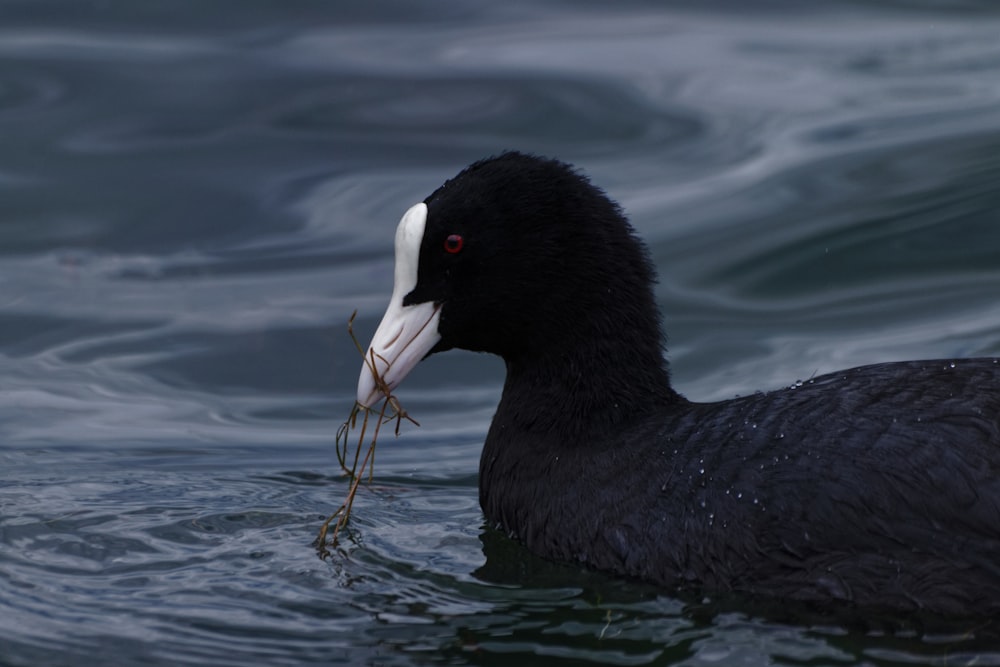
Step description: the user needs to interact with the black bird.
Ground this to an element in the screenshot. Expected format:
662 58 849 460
356 152 1000 617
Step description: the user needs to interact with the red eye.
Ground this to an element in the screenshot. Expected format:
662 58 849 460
444 234 464 254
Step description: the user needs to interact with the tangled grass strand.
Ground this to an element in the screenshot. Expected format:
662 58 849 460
316 311 419 558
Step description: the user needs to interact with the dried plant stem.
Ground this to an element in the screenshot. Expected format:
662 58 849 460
316 311 419 558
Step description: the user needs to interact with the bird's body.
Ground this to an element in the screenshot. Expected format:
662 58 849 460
357 152 1000 618
485 358 1000 615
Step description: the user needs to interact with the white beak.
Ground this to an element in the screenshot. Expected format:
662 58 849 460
356 203 442 408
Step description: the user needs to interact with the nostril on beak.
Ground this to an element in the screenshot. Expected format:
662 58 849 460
384 323 404 349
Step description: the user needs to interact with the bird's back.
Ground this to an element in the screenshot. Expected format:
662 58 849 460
483 357 1000 616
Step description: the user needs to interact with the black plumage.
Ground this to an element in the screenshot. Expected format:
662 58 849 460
406 152 1000 616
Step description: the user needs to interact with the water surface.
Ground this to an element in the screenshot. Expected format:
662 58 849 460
2 1 1000 665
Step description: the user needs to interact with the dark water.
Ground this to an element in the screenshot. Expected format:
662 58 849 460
3 1 1000 665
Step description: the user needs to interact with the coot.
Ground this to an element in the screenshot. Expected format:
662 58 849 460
356 152 1000 616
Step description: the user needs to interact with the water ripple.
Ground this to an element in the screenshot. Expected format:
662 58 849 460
5 3 1000 665
0 67 66 117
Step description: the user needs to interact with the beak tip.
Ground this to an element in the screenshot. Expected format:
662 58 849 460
356 373 381 409
352 300 442 412
356 391 381 409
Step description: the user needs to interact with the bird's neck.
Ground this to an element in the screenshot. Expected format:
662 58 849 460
491 327 683 442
